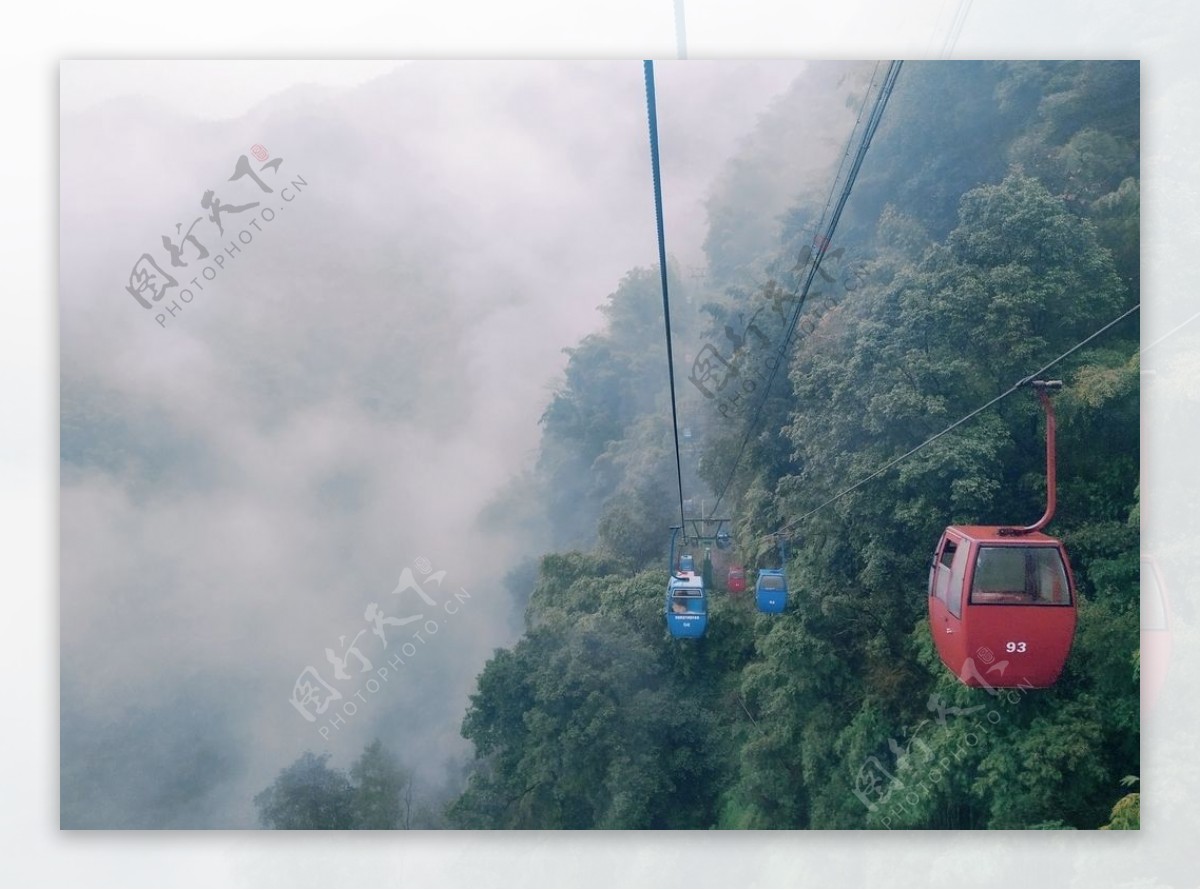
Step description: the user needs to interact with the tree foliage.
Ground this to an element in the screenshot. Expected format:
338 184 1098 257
407 61 1140 831
254 742 414 830
350 739 412 829
254 752 355 830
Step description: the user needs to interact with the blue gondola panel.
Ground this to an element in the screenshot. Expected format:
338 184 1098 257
756 568 788 614
666 571 708 638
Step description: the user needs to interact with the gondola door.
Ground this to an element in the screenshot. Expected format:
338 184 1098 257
928 530 969 677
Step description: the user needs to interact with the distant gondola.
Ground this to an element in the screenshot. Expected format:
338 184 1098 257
755 568 788 614
755 536 789 614
666 570 708 639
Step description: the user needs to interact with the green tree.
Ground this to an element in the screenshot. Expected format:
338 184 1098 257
254 752 355 830
350 739 412 829
596 479 674 568
1100 778 1140 829
449 564 726 829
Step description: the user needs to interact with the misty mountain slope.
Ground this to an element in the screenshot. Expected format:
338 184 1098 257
449 61 1140 830
59 60 814 827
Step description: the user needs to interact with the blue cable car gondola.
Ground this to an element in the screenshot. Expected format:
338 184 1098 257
755 537 789 614
755 568 788 614
666 571 708 638
666 526 707 638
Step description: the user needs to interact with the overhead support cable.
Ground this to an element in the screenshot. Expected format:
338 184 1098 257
644 59 689 531
708 61 904 518
766 302 1141 543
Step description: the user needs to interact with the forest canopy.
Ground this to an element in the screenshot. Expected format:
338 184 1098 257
253 60 1140 831
446 61 1140 830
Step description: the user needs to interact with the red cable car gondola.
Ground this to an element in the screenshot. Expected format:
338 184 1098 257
928 381 1078 688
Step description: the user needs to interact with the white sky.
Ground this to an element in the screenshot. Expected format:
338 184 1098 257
60 60 406 118
53 3 997 120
